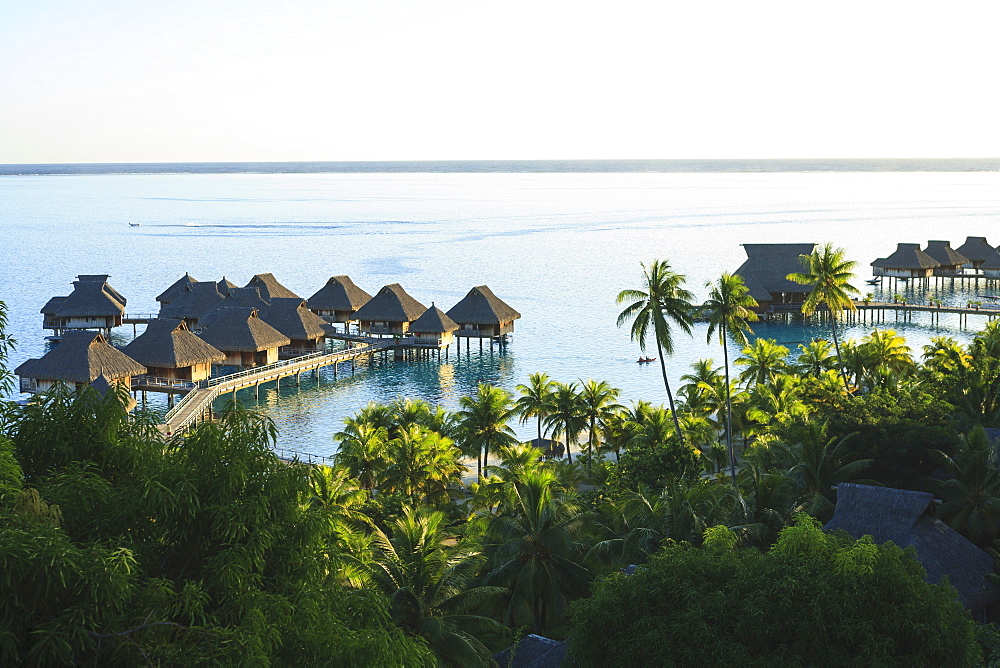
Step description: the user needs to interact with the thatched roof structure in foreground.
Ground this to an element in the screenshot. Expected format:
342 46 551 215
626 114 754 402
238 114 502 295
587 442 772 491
409 305 459 333
353 284 427 323
732 244 816 303
923 240 968 267
258 298 328 340
15 330 146 383
120 319 225 368
50 276 126 317
956 237 995 265
90 374 138 411
245 273 299 300
156 273 197 306
446 285 521 325
306 275 372 312
493 635 567 668
872 243 940 270
825 483 1000 612
198 307 290 352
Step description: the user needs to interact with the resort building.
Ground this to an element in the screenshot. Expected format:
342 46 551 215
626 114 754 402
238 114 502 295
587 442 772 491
41 274 127 336
15 330 146 395
158 282 226 329
408 305 459 348
955 237 995 269
731 244 816 314
218 277 239 292
982 250 1000 279
306 275 373 330
90 374 137 411
258 298 329 354
197 307 291 367
353 283 427 336
119 319 225 382
155 273 197 311
871 243 939 279
245 273 299 301
825 483 1000 622
922 240 968 276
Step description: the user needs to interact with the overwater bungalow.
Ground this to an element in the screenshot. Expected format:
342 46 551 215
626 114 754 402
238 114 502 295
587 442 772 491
198 287 272 330
731 244 815 314
409 305 459 348
871 243 939 279
245 273 299 301
353 283 427 337
306 275 373 330
981 250 1000 279
41 274 127 336
155 273 197 311
922 240 968 276
197 307 291 367
15 330 146 395
218 277 239 292
158 282 226 329
258 298 329 353
955 237 995 269
825 483 1000 622
90 374 138 411
446 285 522 338
120 319 225 382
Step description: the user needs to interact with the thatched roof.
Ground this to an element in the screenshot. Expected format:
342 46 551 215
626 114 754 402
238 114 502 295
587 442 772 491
825 483 1000 611
223 287 270 309
15 330 146 383
52 277 126 317
733 244 817 302
871 243 940 270
409 305 459 333
258 298 328 340
981 249 1000 270
446 285 521 325
956 237 995 264
40 296 67 315
120 319 225 368
923 240 968 267
159 282 225 320
90 374 137 411
493 635 567 668
245 273 299 300
77 275 127 305
156 273 197 305
218 277 239 291
197 307 290 352
307 275 373 312
353 283 427 323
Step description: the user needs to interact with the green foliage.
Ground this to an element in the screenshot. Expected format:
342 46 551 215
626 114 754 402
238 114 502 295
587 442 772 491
567 515 981 667
608 430 702 492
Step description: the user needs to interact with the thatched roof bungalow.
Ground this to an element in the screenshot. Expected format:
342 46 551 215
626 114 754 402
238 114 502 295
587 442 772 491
197 307 290 367
923 240 968 276
259 298 329 352
825 483 1000 622
956 237 995 269
446 285 521 337
981 250 1000 279
871 243 939 279
156 273 197 310
218 277 239 291
731 244 816 313
307 275 372 327
159 282 226 329
492 635 567 668
353 283 427 336
90 374 138 411
245 273 299 301
120 319 225 381
41 275 127 335
15 330 146 395
409 305 459 348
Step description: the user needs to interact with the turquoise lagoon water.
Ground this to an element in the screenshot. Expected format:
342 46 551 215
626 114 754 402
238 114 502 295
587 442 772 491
2 168 999 457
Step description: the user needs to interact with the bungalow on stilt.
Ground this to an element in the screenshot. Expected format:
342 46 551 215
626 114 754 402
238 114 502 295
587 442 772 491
197 307 290 367
15 330 146 396
732 244 817 315
871 243 939 287
159 282 226 330
353 283 427 337
120 319 225 383
409 304 459 350
306 275 372 331
446 285 521 343
258 298 329 356
245 273 299 301
41 274 127 336
155 273 197 313
923 240 968 277
955 237 995 270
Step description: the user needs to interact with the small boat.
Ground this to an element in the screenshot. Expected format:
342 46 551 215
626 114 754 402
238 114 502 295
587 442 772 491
129 223 140 227
866 278 879 285
636 356 657 364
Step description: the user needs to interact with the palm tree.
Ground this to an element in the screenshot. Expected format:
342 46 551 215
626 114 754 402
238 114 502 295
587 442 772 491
578 379 623 467
544 382 587 464
458 383 518 481
334 419 389 496
617 259 694 441
787 243 860 393
515 372 556 443
795 339 836 377
735 338 789 388
859 328 914 389
925 426 1000 547
701 273 759 479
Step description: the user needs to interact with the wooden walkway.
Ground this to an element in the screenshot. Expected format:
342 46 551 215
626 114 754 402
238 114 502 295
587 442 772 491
158 343 386 435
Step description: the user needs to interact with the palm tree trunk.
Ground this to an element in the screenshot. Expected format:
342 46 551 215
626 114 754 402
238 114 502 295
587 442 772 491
722 324 737 480
656 338 684 441
829 314 851 394
537 414 543 442
564 420 573 464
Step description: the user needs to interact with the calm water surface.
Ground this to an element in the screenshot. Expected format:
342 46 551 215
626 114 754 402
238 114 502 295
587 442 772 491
2 171 998 457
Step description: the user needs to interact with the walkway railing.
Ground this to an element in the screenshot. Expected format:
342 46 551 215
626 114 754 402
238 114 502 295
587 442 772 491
133 375 197 390
204 349 330 388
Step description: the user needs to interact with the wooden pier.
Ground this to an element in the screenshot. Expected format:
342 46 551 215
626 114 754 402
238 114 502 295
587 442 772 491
761 299 1000 328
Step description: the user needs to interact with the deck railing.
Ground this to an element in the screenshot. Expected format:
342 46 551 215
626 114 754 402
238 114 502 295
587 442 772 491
132 375 197 389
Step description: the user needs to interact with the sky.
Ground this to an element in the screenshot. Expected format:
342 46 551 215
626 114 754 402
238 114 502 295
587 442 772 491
1 0 998 163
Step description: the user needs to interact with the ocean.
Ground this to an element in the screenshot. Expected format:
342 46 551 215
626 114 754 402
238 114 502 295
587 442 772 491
2 160 999 458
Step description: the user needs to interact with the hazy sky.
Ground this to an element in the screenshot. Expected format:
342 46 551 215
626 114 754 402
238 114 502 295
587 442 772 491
2 1 997 163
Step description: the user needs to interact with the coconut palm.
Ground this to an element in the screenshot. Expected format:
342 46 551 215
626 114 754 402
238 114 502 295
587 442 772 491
617 259 694 440
578 379 623 467
544 382 586 464
458 383 518 481
859 328 914 389
701 273 759 479
795 339 837 377
735 338 789 388
925 426 1000 547
515 372 556 443
334 420 389 496
787 243 860 393
678 359 725 421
